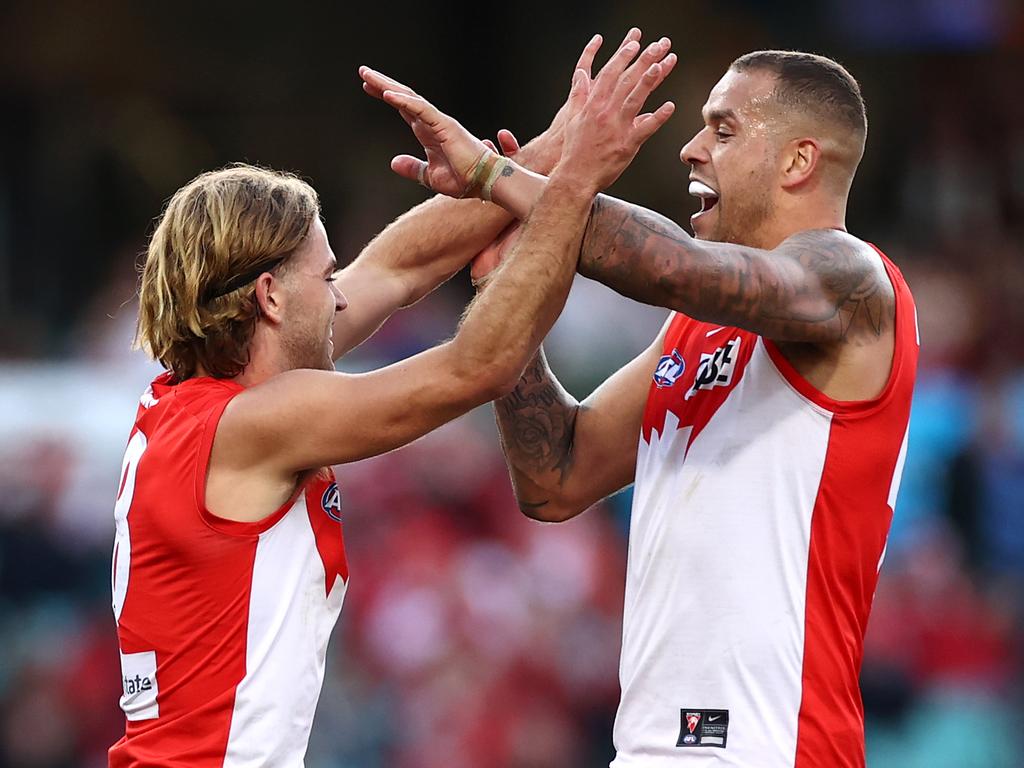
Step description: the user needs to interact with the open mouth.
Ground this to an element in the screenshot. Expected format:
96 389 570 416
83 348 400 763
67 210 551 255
688 180 719 218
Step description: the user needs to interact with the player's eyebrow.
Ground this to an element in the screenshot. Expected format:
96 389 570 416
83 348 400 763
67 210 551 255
705 107 738 125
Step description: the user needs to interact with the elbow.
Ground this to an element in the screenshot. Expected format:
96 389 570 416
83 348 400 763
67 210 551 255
465 362 519 404
487 371 521 400
393 272 421 309
486 344 538 398
485 341 531 398
451 344 525 403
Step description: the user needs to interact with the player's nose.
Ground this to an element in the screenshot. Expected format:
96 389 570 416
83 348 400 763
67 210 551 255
333 284 348 312
680 128 709 166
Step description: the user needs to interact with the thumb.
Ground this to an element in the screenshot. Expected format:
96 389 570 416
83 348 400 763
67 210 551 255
497 129 521 156
390 154 427 184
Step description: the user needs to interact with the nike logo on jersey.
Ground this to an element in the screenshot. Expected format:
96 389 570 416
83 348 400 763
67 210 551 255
677 708 729 749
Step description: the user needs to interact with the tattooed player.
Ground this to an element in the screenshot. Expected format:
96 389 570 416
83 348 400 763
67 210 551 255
366 49 918 767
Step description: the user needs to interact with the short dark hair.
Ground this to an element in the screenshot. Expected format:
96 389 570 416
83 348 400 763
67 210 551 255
731 50 867 140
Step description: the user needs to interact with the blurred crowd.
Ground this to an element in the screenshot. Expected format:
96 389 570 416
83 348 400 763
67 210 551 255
1 1 1023 766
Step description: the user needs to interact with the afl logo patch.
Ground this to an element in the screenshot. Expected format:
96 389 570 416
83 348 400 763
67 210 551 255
321 483 342 522
653 350 685 388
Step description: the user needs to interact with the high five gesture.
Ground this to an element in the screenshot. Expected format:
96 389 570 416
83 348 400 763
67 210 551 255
361 30 676 214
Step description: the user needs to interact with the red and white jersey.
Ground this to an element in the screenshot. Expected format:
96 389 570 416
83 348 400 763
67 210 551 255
109 374 349 768
611 249 918 767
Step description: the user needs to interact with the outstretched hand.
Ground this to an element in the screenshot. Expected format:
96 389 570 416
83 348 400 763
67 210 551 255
528 29 641 163
557 33 677 193
359 66 496 198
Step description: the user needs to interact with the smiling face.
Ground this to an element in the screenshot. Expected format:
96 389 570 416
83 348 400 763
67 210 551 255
277 218 347 372
680 68 785 248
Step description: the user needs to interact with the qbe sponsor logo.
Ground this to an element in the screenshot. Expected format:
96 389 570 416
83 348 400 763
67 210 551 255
685 337 741 401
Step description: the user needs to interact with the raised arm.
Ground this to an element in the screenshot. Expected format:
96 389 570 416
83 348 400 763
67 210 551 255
471 136 892 348
329 36 609 358
470 222 670 522
495 324 669 522
481 184 893 347
577 198 893 345
328 193 513 358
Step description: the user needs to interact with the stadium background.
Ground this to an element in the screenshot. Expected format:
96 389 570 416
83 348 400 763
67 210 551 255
1 0 1022 765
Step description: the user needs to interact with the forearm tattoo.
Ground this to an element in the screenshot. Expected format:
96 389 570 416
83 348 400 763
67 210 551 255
578 196 892 344
495 349 580 509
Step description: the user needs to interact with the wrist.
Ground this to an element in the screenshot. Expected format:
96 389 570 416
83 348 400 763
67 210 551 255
490 161 545 219
461 150 498 199
548 161 600 200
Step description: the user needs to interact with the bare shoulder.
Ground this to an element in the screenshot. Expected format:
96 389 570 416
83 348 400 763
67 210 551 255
778 229 895 346
205 379 307 523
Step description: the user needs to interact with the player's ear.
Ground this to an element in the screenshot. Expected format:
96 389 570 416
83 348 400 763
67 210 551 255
254 272 284 325
780 137 820 189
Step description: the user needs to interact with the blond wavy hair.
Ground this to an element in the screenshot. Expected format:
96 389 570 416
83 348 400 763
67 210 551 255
136 164 320 380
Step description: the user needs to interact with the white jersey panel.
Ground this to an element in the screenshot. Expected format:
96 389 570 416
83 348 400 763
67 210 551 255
222 496 348 768
613 343 832 767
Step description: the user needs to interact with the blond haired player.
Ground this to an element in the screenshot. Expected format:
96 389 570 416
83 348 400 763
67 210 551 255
108 33 675 767
366 49 918 767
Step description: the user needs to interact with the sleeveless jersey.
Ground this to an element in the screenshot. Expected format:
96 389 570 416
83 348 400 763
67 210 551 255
109 374 349 767
611 249 918 767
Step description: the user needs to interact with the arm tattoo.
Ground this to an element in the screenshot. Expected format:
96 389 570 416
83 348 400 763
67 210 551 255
495 348 580 508
578 196 893 344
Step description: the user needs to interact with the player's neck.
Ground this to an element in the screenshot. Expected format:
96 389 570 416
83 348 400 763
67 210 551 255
766 197 848 249
188 330 295 388
231 330 291 389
